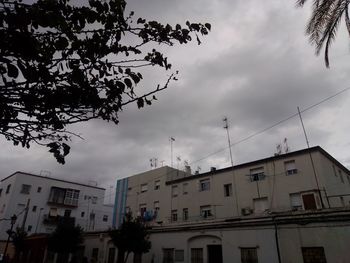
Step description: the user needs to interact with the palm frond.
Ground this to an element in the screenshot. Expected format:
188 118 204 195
345 6 350 36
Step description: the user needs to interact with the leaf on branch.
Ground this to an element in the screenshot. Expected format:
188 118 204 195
137 98 144 108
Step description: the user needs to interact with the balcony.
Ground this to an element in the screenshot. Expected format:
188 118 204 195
43 215 75 226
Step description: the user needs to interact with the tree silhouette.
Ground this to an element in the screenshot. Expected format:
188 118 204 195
47 222 83 263
297 0 350 67
109 214 151 263
0 0 210 163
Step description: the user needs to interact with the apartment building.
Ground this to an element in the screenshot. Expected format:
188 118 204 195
0 172 113 244
111 146 350 263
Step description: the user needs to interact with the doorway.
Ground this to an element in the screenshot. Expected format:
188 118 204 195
207 245 223 263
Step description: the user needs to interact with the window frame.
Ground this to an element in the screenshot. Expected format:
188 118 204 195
154 180 160 190
285 160 298 175
141 183 148 193
224 183 232 197
240 247 258 263
250 167 265 182
199 178 210 192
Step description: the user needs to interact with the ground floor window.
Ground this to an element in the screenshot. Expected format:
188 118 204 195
302 247 327 263
191 248 203 263
241 247 258 263
163 248 174 263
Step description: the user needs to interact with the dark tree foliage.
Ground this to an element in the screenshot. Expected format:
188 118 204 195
109 214 151 263
0 0 211 163
297 0 350 67
47 222 83 254
11 227 27 262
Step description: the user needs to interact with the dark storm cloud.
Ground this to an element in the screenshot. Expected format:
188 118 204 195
1 0 350 194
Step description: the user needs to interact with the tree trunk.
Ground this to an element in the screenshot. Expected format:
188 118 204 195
133 253 142 263
117 249 125 263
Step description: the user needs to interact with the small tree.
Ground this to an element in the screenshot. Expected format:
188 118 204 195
47 222 83 263
109 214 151 263
11 227 27 263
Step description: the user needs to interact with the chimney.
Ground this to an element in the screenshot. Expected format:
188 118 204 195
210 167 216 172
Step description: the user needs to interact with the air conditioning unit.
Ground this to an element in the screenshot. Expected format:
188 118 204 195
241 207 253 216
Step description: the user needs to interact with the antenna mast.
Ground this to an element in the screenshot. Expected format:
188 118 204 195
169 137 175 167
223 116 239 215
297 107 324 208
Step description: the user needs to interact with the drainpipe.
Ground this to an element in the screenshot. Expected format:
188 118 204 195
273 217 282 263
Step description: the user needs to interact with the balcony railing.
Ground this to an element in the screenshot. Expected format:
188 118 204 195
43 215 75 226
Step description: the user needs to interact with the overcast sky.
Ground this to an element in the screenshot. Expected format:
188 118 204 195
1 0 350 203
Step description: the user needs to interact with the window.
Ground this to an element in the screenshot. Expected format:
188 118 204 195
32 206 37 212
81 211 85 217
175 250 185 262
103 215 108 222
199 179 210 191
154 201 160 212
49 208 58 217
253 197 268 213
250 167 265 181
20 184 31 194
183 208 188 221
27 225 32 232
191 248 203 263
64 189 80 206
285 160 298 175
48 187 65 204
200 205 212 218
241 248 258 263
183 183 188 195
171 210 178 222
0 188 2 196
37 187 42 193
6 184 11 194
339 170 344 183
302 193 317 210
172 185 178 197
92 248 99 261
141 183 148 193
224 183 232 197
163 248 174 263
301 247 327 263
64 209 71 217
91 196 97 204
140 204 147 217
155 180 160 190
290 193 302 210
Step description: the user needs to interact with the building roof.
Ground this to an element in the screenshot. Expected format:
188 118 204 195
166 146 350 184
0 171 105 190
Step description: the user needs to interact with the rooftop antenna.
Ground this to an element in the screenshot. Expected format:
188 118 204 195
176 156 181 170
150 158 158 169
223 116 239 214
283 138 289 153
275 143 282 156
169 137 175 167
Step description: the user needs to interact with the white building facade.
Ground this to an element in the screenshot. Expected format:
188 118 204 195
0 172 113 243
110 146 350 263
